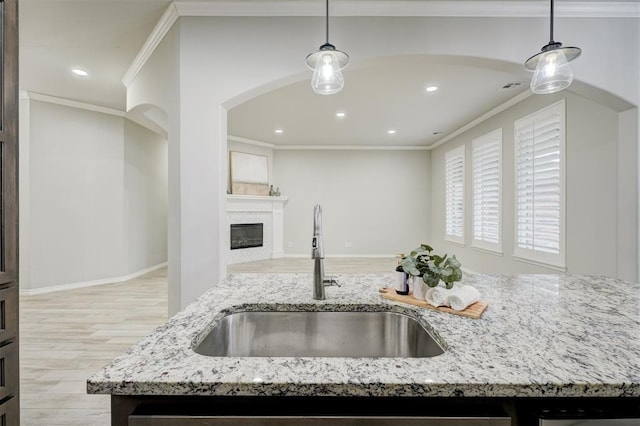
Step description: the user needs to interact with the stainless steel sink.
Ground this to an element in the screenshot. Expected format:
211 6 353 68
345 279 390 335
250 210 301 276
194 310 444 358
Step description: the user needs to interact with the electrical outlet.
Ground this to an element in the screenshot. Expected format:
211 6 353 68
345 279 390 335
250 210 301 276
345 242 353 248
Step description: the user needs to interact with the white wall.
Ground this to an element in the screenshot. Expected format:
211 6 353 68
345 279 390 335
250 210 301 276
126 15 639 312
618 108 639 282
124 120 169 273
28 101 125 289
273 149 430 257
430 91 637 281
22 99 168 291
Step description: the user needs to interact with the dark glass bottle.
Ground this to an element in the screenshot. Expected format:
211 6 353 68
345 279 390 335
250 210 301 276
394 254 409 295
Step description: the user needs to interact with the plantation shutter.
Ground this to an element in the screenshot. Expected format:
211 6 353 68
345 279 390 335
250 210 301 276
445 145 465 244
472 129 502 252
514 101 565 267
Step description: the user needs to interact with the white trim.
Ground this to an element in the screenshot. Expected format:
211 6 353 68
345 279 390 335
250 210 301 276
444 238 466 248
229 91 531 152
283 253 396 258
430 90 532 150
470 244 503 257
122 3 179 87
19 262 168 296
227 135 431 151
227 194 288 202
23 91 168 136
471 128 503 253
228 135 276 149
173 1 639 18
274 145 431 151
512 255 567 272
513 99 566 269
444 144 466 244
123 2 637 101
24 91 125 117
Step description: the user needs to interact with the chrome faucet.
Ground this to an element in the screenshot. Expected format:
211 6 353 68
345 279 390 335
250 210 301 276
311 204 339 300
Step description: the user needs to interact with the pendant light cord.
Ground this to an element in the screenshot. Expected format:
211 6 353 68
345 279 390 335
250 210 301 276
549 0 555 43
325 0 330 44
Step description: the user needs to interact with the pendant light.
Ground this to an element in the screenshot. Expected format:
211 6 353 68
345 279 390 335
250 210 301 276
305 0 349 95
524 0 581 94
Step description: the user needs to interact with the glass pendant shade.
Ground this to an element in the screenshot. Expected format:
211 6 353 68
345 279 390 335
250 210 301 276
528 47 574 94
305 0 349 95
524 0 581 95
309 49 346 95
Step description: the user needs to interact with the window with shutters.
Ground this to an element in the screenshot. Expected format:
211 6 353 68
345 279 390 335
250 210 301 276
472 129 502 253
445 145 465 244
513 100 565 268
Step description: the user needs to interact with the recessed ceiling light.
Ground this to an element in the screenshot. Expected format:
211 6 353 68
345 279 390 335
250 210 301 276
274 129 283 134
387 129 396 135
425 86 438 92
72 68 88 77
433 131 443 135
336 112 346 118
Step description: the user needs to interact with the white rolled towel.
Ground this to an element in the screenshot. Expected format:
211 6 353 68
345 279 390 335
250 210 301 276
448 285 481 311
425 286 455 307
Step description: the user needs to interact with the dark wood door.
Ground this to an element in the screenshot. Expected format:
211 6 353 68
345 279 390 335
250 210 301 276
0 0 19 424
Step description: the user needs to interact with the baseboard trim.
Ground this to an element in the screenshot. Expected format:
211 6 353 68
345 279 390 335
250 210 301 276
282 254 396 259
20 262 168 296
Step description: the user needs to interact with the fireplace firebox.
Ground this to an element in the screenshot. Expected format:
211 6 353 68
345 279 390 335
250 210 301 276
230 223 264 250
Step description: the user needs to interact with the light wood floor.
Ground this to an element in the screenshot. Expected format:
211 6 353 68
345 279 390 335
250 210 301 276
19 257 394 425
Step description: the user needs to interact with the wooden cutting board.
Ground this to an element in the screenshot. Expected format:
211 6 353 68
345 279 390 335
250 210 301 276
379 287 488 319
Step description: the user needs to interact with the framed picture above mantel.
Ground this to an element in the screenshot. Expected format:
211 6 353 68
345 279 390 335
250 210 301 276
229 151 270 196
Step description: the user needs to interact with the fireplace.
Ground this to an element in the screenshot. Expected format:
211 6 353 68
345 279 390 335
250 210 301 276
230 223 264 250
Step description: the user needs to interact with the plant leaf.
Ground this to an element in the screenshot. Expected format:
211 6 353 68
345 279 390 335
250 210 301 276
448 255 461 268
421 244 434 252
423 274 439 287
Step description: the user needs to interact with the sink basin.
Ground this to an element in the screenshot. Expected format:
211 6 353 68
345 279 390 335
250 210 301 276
194 310 444 358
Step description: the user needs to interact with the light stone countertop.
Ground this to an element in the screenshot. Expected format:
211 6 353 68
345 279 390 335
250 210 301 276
86 273 640 398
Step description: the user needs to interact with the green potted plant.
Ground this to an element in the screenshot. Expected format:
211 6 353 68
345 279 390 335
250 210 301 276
401 244 463 290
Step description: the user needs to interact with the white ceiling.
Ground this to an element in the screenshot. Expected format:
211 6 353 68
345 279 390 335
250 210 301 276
20 0 171 110
228 56 530 147
19 1 639 147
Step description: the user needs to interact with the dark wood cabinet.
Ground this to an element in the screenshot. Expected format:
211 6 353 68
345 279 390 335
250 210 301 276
0 0 19 424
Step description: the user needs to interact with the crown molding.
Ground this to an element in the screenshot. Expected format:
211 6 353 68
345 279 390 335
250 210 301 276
228 135 277 149
228 134 431 150
428 89 533 150
122 3 179 87
174 1 639 18
24 91 168 136
275 144 431 151
122 0 638 97
24 92 126 117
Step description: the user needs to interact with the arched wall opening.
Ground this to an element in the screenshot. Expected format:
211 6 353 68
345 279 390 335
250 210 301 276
125 15 638 314
224 52 637 280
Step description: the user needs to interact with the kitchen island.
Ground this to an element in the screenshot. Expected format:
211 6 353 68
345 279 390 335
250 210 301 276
87 273 640 425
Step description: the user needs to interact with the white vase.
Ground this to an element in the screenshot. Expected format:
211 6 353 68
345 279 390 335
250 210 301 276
411 276 428 300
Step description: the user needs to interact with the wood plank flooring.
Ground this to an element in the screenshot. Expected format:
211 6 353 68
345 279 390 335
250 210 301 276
19 267 168 426
19 257 394 425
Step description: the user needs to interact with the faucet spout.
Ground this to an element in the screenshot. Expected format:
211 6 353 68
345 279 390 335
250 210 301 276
312 204 332 300
312 204 324 259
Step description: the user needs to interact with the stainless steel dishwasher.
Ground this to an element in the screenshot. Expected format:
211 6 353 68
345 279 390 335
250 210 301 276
129 415 512 425
540 418 640 425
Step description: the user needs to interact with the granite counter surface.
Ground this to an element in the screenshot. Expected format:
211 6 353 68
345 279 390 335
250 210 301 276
86 273 640 398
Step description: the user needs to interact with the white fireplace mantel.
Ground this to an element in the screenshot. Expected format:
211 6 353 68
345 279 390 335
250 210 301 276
226 195 288 263
226 195 288 212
